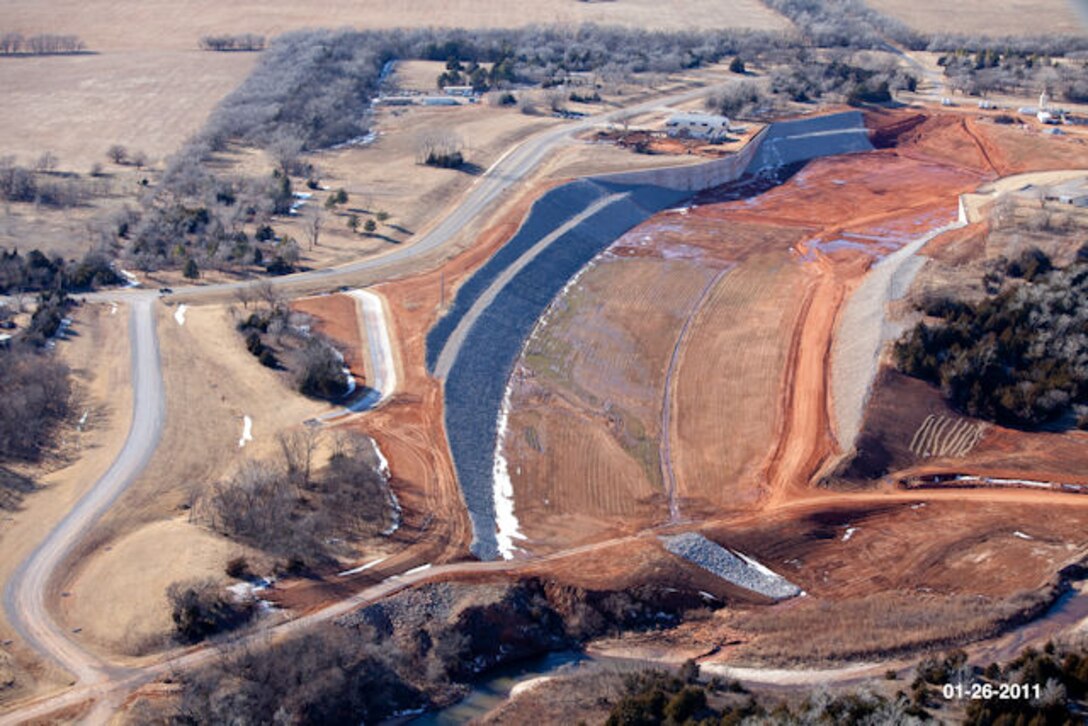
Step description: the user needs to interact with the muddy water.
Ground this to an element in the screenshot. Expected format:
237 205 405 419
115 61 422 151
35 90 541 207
408 651 587 725
403 588 1088 723
972 582 1088 665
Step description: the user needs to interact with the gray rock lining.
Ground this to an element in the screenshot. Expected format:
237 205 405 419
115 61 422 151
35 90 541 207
661 533 801 601
435 111 877 560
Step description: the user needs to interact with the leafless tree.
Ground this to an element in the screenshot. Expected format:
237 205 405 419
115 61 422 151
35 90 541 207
254 280 283 311
415 132 464 165
34 151 58 174
233 285 256 310
304 209 324 250
107 144 128 165
278 428 319 489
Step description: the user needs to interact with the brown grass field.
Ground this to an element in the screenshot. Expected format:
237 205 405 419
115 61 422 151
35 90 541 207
4 0 789 53
865 0 1086 35
0 51 256 169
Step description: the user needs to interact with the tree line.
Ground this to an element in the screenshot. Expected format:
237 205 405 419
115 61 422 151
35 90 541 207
198 33 266 52
0 247 121 295
0 32 86 55
895 247 1088 429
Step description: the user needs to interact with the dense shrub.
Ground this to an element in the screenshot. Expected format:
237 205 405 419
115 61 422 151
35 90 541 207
424 150 464 169
0 344 70 462
176 625 425 724
198 33 265 52
167 578 255 643
294 337 349 399
203 433 394 564
895 258 1088 428
0 158 92 208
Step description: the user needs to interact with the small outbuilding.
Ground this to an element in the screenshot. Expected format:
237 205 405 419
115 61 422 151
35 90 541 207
665 113 730 141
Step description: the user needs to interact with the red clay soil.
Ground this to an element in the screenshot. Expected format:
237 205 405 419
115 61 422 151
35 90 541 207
273 109 1088 661
269 180 566 611
292 294 366 385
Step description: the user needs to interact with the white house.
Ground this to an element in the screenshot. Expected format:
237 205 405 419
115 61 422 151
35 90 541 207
665 113 730 141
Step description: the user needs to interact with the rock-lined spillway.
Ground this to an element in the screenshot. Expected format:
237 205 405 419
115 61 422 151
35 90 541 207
430 111 874 560
661 533 802 601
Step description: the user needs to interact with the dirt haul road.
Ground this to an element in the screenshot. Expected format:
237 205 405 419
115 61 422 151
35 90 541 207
9 484 1088 723
0 83 731 716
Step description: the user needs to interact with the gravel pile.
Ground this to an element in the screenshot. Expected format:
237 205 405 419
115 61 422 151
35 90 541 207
661 533 801 601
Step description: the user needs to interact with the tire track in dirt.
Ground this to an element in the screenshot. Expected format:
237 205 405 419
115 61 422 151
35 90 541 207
961 118 1002 176
660 265 733 522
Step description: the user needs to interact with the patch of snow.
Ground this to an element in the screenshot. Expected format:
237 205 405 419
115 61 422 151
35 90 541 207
369 437 401 536
330 348 356 399
173 304 187 326
329 131 378 150
338 556 388 577
510 676 554 699
77 410 89 431
493 382 527 560
911 502 927 509
404 563 432 576
238 415 253 448
698 591 720 601
842 526 858 542
109 302 118 315
1013 531 1034 540
119 269 140 288
389 708 425 718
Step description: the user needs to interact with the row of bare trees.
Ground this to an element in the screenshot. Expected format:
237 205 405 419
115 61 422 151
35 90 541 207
199 33 266 52
0 32 85 55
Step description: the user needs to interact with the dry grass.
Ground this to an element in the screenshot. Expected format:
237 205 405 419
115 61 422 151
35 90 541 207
59 519 255 656
504 256 721 548
864 0 1084 35
672 252 805 513
727 588 1051 665
0 51 256 169
4 0 789 53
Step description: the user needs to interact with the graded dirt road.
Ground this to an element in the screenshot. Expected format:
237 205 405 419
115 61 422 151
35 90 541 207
2 296 163 686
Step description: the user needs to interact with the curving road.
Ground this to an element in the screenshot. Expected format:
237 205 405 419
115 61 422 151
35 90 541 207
3 295 164 687
1 82 732 719
81 84 725 308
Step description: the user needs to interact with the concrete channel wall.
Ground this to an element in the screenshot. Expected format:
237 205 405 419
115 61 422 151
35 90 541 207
433 111 874 560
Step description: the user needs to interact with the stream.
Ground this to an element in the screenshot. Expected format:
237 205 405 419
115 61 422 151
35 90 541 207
401 582 1088 724
408 651 588 725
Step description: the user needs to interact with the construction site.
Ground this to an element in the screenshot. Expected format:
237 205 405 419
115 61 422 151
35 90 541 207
4 2 1088 720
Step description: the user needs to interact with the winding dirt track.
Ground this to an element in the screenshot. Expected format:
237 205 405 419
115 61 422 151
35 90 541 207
660 266 733 522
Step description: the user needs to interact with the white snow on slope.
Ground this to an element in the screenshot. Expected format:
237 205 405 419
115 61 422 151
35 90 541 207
238 415 253 448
